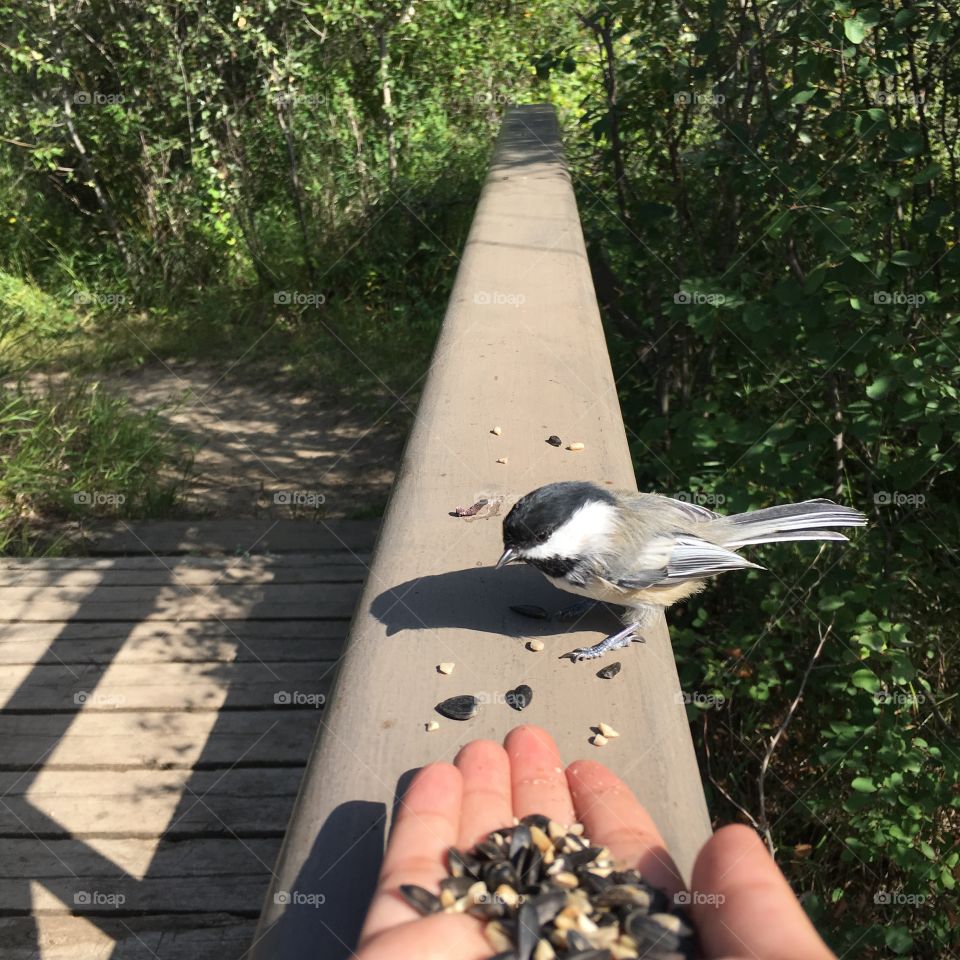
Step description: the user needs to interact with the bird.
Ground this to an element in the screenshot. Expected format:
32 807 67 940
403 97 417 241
496 480 866 661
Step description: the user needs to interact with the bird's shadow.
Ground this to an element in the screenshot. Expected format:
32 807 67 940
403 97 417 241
370 563 621 638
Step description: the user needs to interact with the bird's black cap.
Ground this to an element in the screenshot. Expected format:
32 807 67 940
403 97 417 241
502 481 616 550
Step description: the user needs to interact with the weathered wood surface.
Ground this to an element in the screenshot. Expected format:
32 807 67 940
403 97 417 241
252 105 712 960
0 523 371 959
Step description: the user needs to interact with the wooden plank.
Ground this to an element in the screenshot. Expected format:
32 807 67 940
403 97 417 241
0 767 304 836
0 551 372 571
0 565 367 587
82 519 378 555
0 915 257 960
0 619 350 643
0 710 317 769
0 661 335 711
0 633 346 665
0 582 361 622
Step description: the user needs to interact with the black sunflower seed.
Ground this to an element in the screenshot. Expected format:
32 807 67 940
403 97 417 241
596 661 622 679
476 839 506 861
546 435 562 446
566 845 604 869
516 902 540 960
509 823 531 859
625 909 686 952
566 931 594 951
529 888 566 925
520 813 551 831
519 844 543 888
510 604 549 619
506 684 533 711
435 694 479 720
448 847 479 878
398 883 441 915
483 859 519 889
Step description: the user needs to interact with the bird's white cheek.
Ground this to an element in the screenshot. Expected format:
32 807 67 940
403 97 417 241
523 500 617 560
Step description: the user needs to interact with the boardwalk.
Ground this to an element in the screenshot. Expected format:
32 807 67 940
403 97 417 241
0 520 376 959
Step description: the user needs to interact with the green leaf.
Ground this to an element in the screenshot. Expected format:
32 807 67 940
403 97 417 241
891 250 921 266
866 376 894 400
851 776 877 792
885 927 914 954
792 88 818 104
911 163 940 184
894 8 918 28
844 17 869 44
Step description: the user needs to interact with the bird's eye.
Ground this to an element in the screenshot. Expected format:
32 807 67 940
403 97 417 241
535 530 550 544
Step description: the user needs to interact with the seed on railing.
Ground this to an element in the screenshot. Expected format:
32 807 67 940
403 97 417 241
436 695 480 720
506 684 533 711
491 425 502 435
546 435 562 447
527 638 546 652
566 442 585 451
496 457 508 464
592 733 608 747
437 662 456 675
598 722 620 739
511 604 549 619
451 499 489 517
426 720 440 732
597 661 621 680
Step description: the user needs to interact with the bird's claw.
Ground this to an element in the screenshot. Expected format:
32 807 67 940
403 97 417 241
561 624 641 663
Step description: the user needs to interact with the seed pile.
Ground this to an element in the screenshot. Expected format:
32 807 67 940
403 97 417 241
399 814 698 960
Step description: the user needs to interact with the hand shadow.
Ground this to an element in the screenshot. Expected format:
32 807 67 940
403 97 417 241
369 563 621 638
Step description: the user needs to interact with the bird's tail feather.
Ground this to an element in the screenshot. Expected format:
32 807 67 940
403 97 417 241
714 499 866 549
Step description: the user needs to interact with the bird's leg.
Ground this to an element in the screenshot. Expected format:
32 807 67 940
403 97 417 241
562 622 639 662
561 604 658 663
552 599 600 622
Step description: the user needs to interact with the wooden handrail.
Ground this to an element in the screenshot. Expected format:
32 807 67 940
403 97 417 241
250 103 711 958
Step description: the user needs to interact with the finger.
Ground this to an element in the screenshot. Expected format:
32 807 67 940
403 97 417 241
566 759 683 897
505 724 576 825
357 912 491 960
359 762 462 945
691 824 836 960
455 739 513 848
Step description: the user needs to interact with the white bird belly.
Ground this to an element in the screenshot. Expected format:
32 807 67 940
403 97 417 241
544 573 626 604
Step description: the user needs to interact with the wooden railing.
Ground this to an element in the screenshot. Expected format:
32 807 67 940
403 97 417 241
250 103 711 958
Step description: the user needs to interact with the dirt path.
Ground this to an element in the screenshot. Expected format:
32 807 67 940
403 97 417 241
103 363 406 520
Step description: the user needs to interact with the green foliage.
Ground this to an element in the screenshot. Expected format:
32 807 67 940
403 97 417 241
555 1 959 955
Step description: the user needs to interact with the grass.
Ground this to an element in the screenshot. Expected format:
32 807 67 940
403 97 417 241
0 383 191 555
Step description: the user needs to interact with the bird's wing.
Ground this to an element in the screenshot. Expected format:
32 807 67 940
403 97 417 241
614 535 762 589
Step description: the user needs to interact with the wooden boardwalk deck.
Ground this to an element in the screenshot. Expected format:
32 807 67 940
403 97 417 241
0 520 377 960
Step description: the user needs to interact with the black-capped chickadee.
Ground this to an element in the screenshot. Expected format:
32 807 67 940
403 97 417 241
496 481 866 662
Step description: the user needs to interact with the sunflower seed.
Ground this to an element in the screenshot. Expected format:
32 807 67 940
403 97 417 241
506 684 533 711
435 694 479 721
492 426 502 435
485 920 514 952
598 722 620 738
437 662 455 675
398 883 441 915
497 457 509 464
425 720 440 732
517 901 540 960
566 442 585 451
592 734 609 747
512 604 549 619
547 435 562 446
597 662 622 679
527 638 546 652
509 823 532 859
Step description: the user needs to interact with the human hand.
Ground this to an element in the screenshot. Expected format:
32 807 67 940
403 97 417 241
356 724 835 959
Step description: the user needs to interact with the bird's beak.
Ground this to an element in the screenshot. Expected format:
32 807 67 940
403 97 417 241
496 547 518 570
